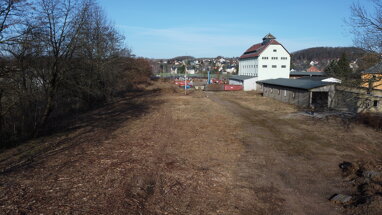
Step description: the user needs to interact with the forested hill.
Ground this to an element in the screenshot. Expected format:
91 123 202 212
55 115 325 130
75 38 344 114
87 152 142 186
291 47 369 70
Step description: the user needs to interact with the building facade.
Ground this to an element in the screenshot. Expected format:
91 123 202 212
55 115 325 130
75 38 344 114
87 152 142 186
361 61 382 90
238 34 290 90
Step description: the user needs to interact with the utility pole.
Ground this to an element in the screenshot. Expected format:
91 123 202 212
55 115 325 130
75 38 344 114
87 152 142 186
184 66 187 95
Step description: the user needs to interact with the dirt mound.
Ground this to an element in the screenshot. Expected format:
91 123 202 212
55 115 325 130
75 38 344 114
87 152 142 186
333 160 382 215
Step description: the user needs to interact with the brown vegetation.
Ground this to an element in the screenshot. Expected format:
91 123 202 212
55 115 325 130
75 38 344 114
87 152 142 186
0 82 382 214
0 0 153 147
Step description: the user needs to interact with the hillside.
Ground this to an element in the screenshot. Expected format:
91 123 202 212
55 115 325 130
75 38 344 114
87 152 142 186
1 82 382 214
291 47 369 71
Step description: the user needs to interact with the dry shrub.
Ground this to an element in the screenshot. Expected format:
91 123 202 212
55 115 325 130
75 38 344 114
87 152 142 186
356 113 382 131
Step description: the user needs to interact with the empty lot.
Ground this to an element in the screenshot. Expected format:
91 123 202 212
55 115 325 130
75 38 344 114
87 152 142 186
0 82 381 214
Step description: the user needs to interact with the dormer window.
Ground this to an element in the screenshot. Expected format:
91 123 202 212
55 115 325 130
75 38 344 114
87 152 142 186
273 49 277 52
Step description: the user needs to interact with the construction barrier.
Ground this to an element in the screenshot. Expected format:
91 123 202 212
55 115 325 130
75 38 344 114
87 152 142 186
224 85 243 91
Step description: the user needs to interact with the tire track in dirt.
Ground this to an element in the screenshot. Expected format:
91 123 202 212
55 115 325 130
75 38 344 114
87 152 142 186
206 91 342 215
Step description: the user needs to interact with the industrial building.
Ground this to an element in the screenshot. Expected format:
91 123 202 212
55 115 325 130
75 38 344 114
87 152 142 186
256 78 336 109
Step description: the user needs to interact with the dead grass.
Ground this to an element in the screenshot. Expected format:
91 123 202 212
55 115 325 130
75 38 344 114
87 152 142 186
0 83 382 214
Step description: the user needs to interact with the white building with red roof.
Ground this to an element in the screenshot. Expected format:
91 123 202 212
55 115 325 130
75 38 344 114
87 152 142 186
237 33 290 90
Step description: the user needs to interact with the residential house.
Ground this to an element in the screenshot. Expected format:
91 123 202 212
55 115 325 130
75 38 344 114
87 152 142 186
186 67 196 75
307 65 321 73
224 66 237 74
361 61 382 91
170 66 178 74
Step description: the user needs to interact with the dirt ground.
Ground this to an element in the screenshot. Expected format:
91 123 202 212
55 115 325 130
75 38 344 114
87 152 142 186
0 81 382 215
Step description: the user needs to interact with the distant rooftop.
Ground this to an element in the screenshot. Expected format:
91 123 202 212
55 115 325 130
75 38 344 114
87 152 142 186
257 78 335 90
362 61 382 74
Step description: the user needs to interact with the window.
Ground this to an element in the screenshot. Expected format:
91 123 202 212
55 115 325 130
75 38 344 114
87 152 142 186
374 100 379 107
271 89 273 93
281 57 288 60
262 57 268 60
281 65 286 68
284 90 287 97
271 57 278 60
278 89 280 95
292 92 295 98
262 65 267 68
272 65 277 68
273 49 277 52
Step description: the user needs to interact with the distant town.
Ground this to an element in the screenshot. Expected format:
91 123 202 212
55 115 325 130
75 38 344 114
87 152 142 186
150 46 369 77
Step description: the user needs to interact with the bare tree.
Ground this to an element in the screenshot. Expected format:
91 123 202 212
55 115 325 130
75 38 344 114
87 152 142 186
346 1 382 92
0 0 31 44
33 0 92 128
0 0 153 146
349 0 382 52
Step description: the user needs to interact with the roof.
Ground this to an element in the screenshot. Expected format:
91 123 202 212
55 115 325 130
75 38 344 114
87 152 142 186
263 33 276 40
229 75 257 81
239 40 281 60
298 76 328 81
290 71 325 76
307 66 321 73
257 78 335 90
299 76 342 83
362 61 382 74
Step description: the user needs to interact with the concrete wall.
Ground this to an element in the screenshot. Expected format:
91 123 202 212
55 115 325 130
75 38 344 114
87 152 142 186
332 87 382 113
261 84 310 107
311 85 336 108
243 78 258 91
258 84 336 108
229 78 257 91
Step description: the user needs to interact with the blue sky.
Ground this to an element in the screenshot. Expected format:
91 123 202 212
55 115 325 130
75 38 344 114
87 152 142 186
98 0 360 59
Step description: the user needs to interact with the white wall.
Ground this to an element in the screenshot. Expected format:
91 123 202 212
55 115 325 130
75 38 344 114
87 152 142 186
243 77 258 91
238 58 258 76
238 42 290 90
257 44 290 81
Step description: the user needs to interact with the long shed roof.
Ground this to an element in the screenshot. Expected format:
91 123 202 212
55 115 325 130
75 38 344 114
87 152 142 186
290 71 325 76
229 75 257 81
257 78 335 90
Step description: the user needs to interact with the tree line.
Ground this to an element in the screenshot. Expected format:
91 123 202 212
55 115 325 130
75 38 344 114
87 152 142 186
292 47 367 62
0 0 152 147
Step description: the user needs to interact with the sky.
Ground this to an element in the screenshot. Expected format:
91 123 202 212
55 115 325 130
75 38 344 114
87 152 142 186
98 0 361 59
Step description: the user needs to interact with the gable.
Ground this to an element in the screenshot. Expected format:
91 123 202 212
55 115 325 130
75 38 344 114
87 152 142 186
259 43 290 57
239 40 289 60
